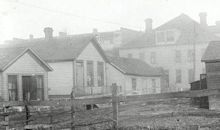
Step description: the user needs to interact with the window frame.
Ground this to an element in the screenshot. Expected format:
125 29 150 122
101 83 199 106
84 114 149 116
86 61 94 87
97 62 104 87
8 75 18 101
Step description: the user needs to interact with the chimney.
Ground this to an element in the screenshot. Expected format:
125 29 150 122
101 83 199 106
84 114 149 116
199 12 207 28
59 32 67 37
92 28 98 35
216 21 220 28
44 27 53 39
29 34 34 40
144 18 153 33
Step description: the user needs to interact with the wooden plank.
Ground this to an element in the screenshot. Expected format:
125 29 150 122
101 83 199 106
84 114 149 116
112 83 118 130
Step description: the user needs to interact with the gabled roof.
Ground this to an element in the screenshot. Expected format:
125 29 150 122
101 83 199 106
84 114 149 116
108 56 162 77
0 48 52 72
201 41 220 62
156 14 220 44
3 35 109 62
121 14 220 49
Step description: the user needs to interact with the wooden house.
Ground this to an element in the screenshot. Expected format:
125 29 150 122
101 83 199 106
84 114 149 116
107 56 163 95
202 41 220 110
0 48 52 101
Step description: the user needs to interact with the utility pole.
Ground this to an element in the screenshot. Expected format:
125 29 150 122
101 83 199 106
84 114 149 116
193 22 197 82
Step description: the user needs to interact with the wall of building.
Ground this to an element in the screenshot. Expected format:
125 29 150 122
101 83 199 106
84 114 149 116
48 61 73 95
205 62 220 110
106 63 161 95
2 52 48 101
120 43 208 92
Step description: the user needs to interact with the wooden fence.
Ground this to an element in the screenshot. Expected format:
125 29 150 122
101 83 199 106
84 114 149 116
1 83 220 130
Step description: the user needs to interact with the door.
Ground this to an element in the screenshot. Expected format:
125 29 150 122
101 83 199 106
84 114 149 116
76 62 84 87
22 76 44 101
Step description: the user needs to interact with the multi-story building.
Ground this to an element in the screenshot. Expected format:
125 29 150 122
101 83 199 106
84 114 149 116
119 13 220 92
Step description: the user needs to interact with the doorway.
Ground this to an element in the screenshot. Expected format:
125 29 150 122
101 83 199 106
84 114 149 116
22 75 44 101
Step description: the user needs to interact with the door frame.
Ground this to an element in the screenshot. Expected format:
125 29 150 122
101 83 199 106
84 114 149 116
21 74 45 101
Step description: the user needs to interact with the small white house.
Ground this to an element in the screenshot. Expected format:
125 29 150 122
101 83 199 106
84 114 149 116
0 48 52 101
107 56 163 95
4 28 109 98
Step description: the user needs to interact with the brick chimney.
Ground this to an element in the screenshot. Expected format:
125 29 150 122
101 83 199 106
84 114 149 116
144 18 153 33
199 12 207 28
92 28 98 35
44 27 53 39
29 34 34 40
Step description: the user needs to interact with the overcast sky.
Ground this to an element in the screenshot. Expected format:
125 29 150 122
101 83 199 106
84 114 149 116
0 0 220 43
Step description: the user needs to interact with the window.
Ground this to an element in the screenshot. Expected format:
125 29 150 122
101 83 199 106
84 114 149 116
87 61 94 86
166 30 175 42
176 69 182 83
175 50 181 63
132 78 137 90
157 32 165 42
187 49 194 62
8 75 18 101
152 79 156 93
188 69 194 83
139 52 145 60
150 52 156 64
164 70 169 87
128 53 133 58
97 62 104 86
36 75 44 100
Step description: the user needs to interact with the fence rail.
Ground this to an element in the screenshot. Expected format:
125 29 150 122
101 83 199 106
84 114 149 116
1 84 220 130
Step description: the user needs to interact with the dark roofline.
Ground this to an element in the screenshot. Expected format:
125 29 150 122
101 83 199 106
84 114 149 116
0 48 53 72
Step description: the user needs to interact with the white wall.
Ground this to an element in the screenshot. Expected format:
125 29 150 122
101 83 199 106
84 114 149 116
2 52 48 101
106 63 161 95
48 61 73 95
120 43 208 92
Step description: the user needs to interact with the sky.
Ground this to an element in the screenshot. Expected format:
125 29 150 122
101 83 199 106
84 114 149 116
0 0 220 43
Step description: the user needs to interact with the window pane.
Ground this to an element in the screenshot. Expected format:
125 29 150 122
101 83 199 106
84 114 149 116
36 76 44 100
132 78 137 90
176 69 182 83
157 32 165 42
187 49 194 62
87 61 94 86
8 75 18 101
167 30 175 42
128 53 133 58
150 52 156 64
175 50 181 63
152 79 156 93
97 62 104 86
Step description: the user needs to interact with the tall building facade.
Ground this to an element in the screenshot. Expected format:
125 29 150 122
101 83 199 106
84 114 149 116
119 13 220 92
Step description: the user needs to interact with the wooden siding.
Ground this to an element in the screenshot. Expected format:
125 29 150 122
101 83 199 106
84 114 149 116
106 63 161 96
48 61 73 95
2 52 48 101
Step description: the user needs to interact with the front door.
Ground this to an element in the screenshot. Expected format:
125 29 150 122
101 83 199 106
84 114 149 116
22 76 44 101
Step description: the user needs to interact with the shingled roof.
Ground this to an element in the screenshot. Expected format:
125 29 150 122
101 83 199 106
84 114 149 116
3 35 108 62
108 56 162 77
201 41 220 62
0 48 52 71
121 14 220 49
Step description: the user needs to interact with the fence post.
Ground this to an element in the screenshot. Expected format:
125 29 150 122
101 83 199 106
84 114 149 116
112 83 118 130
71 91 75 130
49 106 53 130
3 106 9 130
